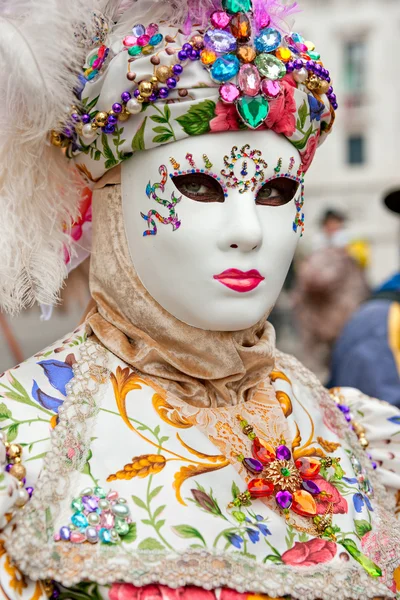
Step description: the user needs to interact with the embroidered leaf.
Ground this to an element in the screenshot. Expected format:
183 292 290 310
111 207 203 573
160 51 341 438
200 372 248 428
174 460 229 505
175 100 216 136
231 481 241 499
317 436 341 452
171 524 206 546
149 485 163 502
111 367 148 431
131 117 147 151
339 539 382 578
176 433 226 462
298 100 308 130
291 124 313 151
164 105 171 122
152 126 172 134
131 495 147 510
152 133 174 144
354 519 372 538
101 134 117 167
138 537 165 550
82 95 100 112
293 446 326 461
7 423 19 442
123 522 137 544
150 114 168 124
152 394 192 429
107 454 166 481
263 554 283 564
25 451 47 463
0 403 11 421
153 505 166 519
155 519 165 531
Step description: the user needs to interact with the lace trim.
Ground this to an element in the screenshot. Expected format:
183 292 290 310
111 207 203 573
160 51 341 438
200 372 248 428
4 343 399 600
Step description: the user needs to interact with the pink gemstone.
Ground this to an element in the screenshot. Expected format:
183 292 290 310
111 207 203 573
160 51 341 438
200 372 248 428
220 83 240 103
53 533 61 541
210 10 231 29
258 13 271 28
107 491 118 501
238 64 260 97
92 58 101 69
100 511 115 529
146 23 159 36
261 79 282 99
123 35 137 47
70 532 86 544
297 42 308 52
137 34 150 47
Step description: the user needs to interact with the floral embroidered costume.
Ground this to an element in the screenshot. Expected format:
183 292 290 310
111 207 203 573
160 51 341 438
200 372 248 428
0 0 400 599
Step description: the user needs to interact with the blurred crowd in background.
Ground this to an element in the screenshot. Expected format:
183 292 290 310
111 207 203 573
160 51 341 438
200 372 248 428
1 0 399 408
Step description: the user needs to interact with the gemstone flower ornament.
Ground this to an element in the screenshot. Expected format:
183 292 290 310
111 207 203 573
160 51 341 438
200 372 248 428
201 0 336 128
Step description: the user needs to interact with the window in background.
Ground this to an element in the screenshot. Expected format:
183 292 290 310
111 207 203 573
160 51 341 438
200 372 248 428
345 39 365 95
347 135 365 165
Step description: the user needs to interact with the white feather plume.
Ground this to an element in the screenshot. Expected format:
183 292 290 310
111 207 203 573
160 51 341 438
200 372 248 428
0 0 97 314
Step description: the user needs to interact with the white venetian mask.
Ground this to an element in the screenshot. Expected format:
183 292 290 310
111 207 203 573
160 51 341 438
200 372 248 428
121 129 303 331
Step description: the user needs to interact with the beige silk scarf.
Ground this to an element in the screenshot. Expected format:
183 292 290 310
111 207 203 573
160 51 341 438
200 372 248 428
86 181 276 408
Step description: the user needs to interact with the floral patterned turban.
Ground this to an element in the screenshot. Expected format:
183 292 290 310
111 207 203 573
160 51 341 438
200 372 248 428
55 1 336 183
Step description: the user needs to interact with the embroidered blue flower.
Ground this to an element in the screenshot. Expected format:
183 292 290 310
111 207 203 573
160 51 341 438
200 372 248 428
353 492 373 513
308 95 325 122
225 533 243 549
31 381 63 413
342 477 358 485
38 359 74 396
245 528 260 544
255 521 271 536
388 416 400 425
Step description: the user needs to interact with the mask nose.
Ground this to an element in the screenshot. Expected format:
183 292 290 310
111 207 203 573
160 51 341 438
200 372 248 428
217 191 263 253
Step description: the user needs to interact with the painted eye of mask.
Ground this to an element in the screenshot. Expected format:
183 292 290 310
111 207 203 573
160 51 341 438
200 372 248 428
256 177 300 207
171 173 225 203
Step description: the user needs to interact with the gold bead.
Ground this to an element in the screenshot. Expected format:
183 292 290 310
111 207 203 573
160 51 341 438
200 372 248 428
190 35 203 48
155 65 171 83
317 80 330 95
139 80 153 98
7 444 22 459
359 437 369 449
94 111 108 127
50 131 63 147
118 109 130 122
306 74 320 91
9 463 26 481
75 122 83 136
137 95 145 103
151 75 158 84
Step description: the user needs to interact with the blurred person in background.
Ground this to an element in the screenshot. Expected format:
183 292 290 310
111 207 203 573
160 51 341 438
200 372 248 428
312 208 349 251
330 191 400 406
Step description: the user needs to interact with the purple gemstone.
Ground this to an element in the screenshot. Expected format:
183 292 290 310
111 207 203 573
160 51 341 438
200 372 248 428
178 50 188 61
158 87 169 98
63 127 73 138
182 42 192 52
172 64 183 75
243 457 263 474
204 29 237 54
71 113 80 122
5 464 11 472
189 48 199 60
294 59 303 70
372 461 377 470
166 77 177 89
326 77 331 83
314 64 322 74
338 404 350 413
60 526 71 540
112 102 123 113
108 114 118 125
81 114 90 124
103 124 115 134
82 496 99 511
306 60 314 70
51 589 60 600
134 89 141 98
333 102 338 110
302 480 321 495
121 91 131 102
276 445 291 461
276 490 292 509
286 61 294 73
26 486 34 497
149 92 157 102
328 86 333 94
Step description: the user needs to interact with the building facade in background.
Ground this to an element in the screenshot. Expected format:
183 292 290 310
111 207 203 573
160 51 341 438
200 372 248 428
297 0 400 284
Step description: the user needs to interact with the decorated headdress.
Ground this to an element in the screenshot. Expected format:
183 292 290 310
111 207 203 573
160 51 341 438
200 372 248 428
0 0 337 314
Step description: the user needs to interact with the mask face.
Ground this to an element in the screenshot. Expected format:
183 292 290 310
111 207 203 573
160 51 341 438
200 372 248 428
121 129 303 331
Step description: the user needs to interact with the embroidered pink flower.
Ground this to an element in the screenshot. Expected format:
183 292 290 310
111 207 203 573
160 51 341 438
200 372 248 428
312 475 348 514
109 584 216 600
70 187 92 242
281 538 337 567
209 102 240 132
265 80 297 137
300 131 320 173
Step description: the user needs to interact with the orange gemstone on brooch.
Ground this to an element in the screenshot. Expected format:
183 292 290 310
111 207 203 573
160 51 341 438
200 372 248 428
248 478 274 498
275 46 291 62
291 489 317 517
200 49 217 65
230 13 251 43
295 457 321 479
252 437 276 464
237 46 256 63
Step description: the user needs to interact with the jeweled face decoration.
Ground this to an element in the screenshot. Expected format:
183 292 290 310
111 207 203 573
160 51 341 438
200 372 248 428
122 129 303 331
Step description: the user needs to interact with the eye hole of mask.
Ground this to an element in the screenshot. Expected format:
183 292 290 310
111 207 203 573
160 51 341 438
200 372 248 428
171 173 225 203
256 177 300 207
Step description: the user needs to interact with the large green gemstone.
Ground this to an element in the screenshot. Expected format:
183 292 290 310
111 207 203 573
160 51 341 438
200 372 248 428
237 95 269 129
222 0 252 14
255 54 286 80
